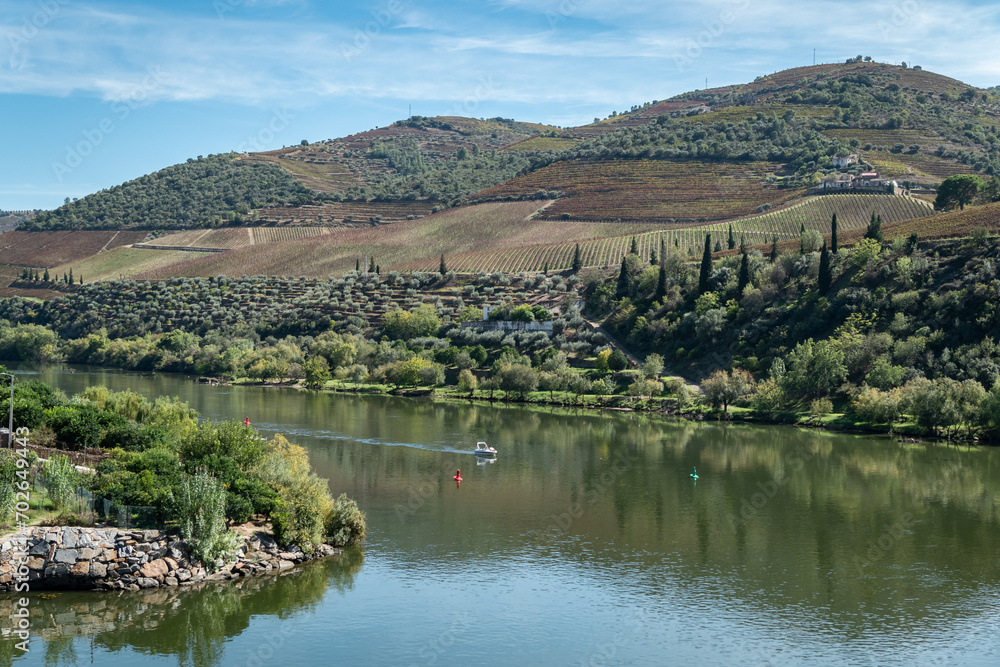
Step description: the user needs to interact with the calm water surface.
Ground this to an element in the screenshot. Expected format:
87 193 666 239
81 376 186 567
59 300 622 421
2 365 999 666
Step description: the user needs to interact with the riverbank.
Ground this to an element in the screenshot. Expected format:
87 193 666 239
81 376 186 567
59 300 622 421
230 376 996 446
0 524 342 593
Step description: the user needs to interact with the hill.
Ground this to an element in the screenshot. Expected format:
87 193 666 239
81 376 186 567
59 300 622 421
18 60 998 234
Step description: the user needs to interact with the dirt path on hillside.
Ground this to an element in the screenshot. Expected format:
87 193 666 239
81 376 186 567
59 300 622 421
582 316 702 395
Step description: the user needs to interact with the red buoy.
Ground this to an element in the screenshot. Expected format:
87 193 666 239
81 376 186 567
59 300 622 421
453 469 463 482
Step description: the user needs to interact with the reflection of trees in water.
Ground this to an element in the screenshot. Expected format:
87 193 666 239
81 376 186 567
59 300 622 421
0 551 363 667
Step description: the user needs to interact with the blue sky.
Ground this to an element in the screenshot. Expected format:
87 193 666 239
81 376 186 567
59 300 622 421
2 0 999 210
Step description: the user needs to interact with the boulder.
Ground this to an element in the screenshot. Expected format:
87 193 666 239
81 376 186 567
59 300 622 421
140 559 169 579
53 549 79 564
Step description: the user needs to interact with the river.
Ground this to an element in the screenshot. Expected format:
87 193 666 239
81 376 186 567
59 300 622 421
1 365 999 666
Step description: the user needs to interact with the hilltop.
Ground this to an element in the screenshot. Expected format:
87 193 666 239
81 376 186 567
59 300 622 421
5 59 1000 291
19 60 999 234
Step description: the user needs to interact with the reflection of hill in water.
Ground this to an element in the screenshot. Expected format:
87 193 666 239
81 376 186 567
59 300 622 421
0 550 363 666
305 399 1000 632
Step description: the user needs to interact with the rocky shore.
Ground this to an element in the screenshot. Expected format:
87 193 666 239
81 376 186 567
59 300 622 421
0 526 341 592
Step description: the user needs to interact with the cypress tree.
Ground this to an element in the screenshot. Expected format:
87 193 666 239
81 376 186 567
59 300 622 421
739 235 746 254
43 268 49 282
629 237 639 255
355 258 360 272
714 239 723 253
830 212 839 253
369 257 376 272
770 237 779 263
617 254 630 294
737 251 750 293
660 236 666 265
79 274 83 284
544 261 549 275
699 234 712 293
572 243 581 272
727 225 736 250
818 241 832 293
649 247 657 266
439 254 447 275
864 211 883 244
68 268 73 284
655 263 667 300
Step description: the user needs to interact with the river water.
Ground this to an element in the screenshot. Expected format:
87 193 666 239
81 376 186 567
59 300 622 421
2 366 999 666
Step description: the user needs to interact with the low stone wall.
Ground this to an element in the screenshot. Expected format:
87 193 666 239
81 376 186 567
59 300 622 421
0 526 340 592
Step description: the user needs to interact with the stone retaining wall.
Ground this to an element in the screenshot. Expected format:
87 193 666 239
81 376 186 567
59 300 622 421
0 526 340 592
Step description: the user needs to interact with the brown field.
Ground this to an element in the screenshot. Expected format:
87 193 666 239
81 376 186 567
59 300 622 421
255 201 437 224
404 194 933 272
132 201 667 279
474 159 803 221
0 230 147 267
840 201 1000 243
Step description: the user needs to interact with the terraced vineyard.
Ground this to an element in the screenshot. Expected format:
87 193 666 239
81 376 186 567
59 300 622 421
408 194 934 272
0 230 147 267
134 227 333 251
862 151 978 180
475 159 802 221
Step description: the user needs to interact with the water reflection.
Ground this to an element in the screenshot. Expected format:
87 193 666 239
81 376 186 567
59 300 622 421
5 365 1000 666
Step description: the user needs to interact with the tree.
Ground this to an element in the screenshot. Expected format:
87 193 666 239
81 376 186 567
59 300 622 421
457 368 478 395
629 237 639 255
699 234 712 293
818 242 831 293
783 339 847 399
770 237 779 263
864 211 884 244
608 349 628 371
727 225 736 250
935 174 985 211
43 268 50 282
355 259 360 272
641 353 664 379
655 263 667 300
830 212 839 253
303 357 331 387
595 349 612 373
439 254 447 275
702 369 755 412
737 251 750 293
572 243 582 272
617 254 631 295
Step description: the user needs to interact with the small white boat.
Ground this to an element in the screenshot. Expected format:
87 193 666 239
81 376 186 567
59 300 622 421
474 442 497 458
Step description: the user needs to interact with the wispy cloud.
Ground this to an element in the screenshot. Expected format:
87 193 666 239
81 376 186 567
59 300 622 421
1 0 998 115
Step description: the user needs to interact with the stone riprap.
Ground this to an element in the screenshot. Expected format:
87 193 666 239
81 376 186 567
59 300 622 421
0 527 340 592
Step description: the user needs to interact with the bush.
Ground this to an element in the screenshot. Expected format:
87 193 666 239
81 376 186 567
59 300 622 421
608 349 629 371
324 494 367 547
271 474 331 554
171 471 240 569
42 454 79 510
810 397 833 415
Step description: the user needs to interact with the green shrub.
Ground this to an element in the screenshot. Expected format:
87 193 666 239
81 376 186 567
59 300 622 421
324 494 367 547
0 450 20 522
42 454 79 510
171 471 240 569
270 474 331 554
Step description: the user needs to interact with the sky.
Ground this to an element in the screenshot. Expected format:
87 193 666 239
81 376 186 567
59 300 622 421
2 0 1000 211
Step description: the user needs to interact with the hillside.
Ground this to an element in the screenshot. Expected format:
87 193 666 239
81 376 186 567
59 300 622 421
17 61 997 235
